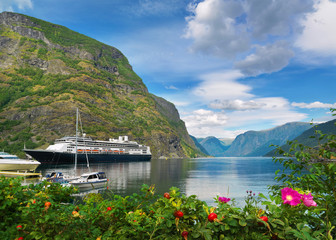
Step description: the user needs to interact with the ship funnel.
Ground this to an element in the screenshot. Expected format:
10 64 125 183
119 136 122 141
124 136 128 141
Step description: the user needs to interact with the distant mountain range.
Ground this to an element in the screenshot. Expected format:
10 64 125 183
265 119 336 156
224 122 313 157
192 122 315 157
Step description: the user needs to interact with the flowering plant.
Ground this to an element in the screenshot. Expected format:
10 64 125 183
218 196 231 203
281 187 302 206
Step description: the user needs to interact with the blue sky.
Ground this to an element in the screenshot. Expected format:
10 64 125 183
2 0 336 138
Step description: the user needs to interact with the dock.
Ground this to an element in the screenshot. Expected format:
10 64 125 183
0 170 42 178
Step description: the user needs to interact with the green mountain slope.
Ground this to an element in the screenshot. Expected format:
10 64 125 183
224 122 312 157
265 119 336 156
199 136 230 157
0 12 205 159
189 135 209 156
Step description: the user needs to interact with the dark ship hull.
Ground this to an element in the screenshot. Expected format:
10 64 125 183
24 149 151 165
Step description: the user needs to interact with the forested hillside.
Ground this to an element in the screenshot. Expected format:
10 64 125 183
0 12 205 159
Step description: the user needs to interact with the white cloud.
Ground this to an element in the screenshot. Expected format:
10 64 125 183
0 0 33 12
165 85 178 90
184 0 249 58
181 109 230 137
184 0 315 75
181 97 308 138
234 41 294 76
245 0 314 39
209 99 266 111
225 98 307 128
192 70 253 101
296 0 336 55
292 101 336 109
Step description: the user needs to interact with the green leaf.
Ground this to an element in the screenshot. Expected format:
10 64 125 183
239 219 247 227
271 219 285 226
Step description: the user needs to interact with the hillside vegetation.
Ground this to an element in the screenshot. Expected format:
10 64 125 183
0 12 205 159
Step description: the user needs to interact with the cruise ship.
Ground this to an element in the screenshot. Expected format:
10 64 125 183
24 135 151 164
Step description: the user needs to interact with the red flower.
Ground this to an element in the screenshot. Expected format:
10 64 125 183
18 237 24 240
258 216 268 225
181 231 189 238
107 207 112 211
208 213 217 222
174 210 183 218
16 225 22 230
163 192 170 199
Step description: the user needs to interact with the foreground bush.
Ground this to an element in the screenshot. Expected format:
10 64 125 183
1 129 336 239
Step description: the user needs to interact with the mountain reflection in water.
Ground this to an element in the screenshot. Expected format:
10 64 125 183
37 157 283 206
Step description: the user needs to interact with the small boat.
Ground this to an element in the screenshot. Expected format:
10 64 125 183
43 171 79 183
0 152 40 171
69 172 107 190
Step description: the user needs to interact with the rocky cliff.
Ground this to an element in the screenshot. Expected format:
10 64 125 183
0 12 205 159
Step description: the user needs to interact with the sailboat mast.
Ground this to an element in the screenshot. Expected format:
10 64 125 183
74 108 78 171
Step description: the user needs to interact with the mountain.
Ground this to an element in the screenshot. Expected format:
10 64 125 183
189 135 209 156
0 12 206 159
199 136 230 157
265 119 336 156
223 122 312 157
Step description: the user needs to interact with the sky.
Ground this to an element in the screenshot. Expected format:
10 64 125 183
1 0 336 139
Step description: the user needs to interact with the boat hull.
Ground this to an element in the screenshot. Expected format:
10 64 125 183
0 161 40 171
70 180 107 191
24 150 151 164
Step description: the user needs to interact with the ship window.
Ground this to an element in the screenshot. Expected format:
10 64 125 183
88 175 98 180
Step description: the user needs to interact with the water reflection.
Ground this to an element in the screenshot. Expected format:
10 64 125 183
36 157 283 206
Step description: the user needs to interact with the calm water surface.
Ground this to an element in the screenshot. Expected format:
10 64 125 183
37 157 284 206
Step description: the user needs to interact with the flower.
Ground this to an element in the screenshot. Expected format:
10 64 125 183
281 187 302 206
302 193 317 207
218 197 231 203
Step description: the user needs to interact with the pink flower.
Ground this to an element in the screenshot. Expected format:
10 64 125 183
218 197 231 203
281 187 302 206
302 193 317 207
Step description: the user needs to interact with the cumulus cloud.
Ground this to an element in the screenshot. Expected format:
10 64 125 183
184 0 249 58
245 0 314 39
0 0 33 12
181 109 229 137
292 101 336 109
235 41 294 76
184 0 315 75
183 109 228 127
295 0 336 55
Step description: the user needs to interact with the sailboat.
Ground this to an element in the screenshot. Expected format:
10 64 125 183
68 108 107 190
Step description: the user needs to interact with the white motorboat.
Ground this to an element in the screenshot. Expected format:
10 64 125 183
43 171 79 183
69 172 107 190
0 152 40 171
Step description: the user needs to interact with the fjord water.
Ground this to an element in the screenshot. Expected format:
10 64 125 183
38 157 283 206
